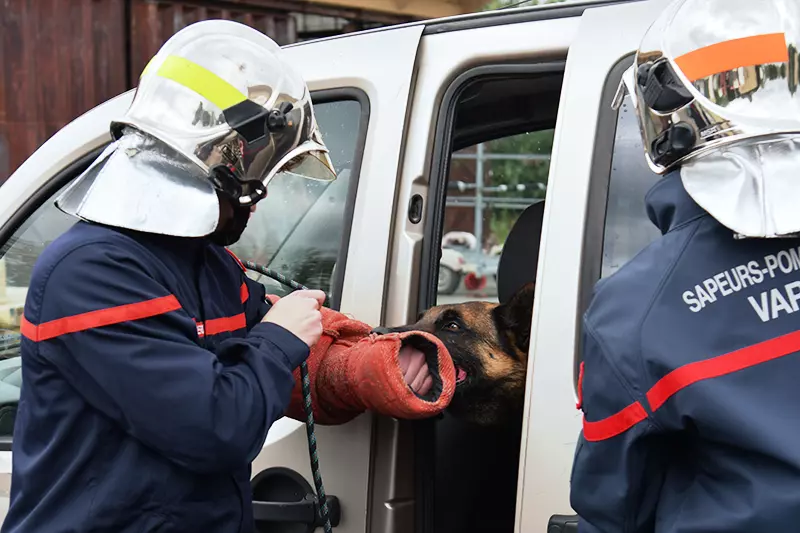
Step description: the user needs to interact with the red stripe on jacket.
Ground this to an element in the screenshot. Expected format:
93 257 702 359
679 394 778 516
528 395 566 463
582 330 800 441
23 297 248 342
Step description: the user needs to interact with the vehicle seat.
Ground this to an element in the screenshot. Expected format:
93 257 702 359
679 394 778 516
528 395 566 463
434 200 546 533
497 200 546 304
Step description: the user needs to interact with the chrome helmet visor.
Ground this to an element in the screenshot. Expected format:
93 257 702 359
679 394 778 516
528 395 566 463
615 0 800 238
616 0 800 174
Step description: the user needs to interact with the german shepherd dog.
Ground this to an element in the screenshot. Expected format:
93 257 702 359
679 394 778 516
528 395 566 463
376 281 536 533
378 281 535 426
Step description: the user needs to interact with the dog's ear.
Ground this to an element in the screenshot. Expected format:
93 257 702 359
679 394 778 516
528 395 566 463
493 282 536 355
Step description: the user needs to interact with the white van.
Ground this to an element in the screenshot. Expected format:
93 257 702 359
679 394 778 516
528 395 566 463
0 0 672 530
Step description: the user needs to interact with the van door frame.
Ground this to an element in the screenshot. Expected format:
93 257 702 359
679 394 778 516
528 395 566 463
513 1 673 531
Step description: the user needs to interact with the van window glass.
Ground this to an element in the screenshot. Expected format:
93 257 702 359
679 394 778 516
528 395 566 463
601 95 661 278
437 129 552 305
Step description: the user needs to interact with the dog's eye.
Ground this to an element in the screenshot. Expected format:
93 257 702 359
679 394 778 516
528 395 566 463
442 321 461 332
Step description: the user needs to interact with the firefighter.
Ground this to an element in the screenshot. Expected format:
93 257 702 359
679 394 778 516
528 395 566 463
570 1 800 531
1 20 441 533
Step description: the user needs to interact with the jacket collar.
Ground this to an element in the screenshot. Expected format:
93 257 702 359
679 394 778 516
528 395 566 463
645 171 708 235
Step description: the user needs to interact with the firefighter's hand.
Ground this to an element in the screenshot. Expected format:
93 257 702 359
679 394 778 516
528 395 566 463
263 290 326 348
398 345 434 396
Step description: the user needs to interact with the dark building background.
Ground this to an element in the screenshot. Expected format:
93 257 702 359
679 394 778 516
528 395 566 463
0 0 421 183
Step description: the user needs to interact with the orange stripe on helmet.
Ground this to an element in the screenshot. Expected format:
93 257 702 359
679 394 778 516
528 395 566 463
674 32 789 83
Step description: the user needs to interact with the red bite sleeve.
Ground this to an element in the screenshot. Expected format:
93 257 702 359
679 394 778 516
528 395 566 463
266 295 455 425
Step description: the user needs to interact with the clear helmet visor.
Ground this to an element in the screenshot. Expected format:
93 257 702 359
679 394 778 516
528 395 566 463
280 147 336 182
266 128 336 185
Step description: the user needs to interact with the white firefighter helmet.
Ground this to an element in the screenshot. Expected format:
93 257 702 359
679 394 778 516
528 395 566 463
57 19 335 238
614 0 800 238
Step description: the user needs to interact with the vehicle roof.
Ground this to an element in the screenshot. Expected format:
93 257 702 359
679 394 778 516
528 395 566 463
284 0 644 48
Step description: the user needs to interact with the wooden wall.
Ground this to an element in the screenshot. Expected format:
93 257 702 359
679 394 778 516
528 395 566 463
0 0 411 183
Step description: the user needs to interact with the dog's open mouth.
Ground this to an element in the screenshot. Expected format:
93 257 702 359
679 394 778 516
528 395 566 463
456 366 468 385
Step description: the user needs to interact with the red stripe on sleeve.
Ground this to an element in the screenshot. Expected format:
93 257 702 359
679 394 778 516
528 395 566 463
240 282 249 303
582 401 648 442
204 313 247 336
21 295 182 342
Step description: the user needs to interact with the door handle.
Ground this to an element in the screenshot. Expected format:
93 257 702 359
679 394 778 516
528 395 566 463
251 466 341 532
253 494 341 528
548 514 579 533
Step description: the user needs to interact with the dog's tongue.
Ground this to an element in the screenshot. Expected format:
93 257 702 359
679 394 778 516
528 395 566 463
456 367 467 383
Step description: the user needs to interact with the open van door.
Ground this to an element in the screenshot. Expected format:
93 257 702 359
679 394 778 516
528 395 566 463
511 1 672 531
0 25 423 532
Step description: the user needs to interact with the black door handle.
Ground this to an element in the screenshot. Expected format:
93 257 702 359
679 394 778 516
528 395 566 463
548 514 579 533
253 494 341 528
251 467 342 532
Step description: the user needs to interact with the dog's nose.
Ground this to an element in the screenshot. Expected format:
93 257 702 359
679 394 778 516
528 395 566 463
371 326 392 335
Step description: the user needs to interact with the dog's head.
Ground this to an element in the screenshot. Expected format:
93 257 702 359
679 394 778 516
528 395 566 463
380 282 535 426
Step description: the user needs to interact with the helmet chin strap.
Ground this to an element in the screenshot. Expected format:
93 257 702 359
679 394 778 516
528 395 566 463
208 207 250 247
208 164 267 207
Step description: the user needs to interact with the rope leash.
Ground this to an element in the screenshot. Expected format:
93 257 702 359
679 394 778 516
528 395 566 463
242 259 333 533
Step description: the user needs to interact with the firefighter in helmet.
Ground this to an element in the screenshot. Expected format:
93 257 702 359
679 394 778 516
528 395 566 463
571 1 800 531
2 19 446 533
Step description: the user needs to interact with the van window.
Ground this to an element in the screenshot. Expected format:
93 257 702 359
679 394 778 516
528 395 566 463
600 94 661 278
230 99 363 301
0 97 366 439
437 131 551 305
573 69 664 387
422 69 563 533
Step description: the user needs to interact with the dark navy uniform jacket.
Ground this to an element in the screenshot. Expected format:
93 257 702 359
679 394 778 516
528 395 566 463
571 174 800 533
2 221 309 533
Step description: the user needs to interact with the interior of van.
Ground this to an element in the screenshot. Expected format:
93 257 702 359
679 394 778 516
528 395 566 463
419 68 562 533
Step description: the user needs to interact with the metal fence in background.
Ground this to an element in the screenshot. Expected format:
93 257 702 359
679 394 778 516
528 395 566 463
447 142 550 250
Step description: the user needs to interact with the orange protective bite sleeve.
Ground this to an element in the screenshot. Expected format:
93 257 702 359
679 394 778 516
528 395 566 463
266 295 455 425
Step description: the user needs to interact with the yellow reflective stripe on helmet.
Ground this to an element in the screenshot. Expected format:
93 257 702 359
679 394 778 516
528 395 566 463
150 55 247 110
